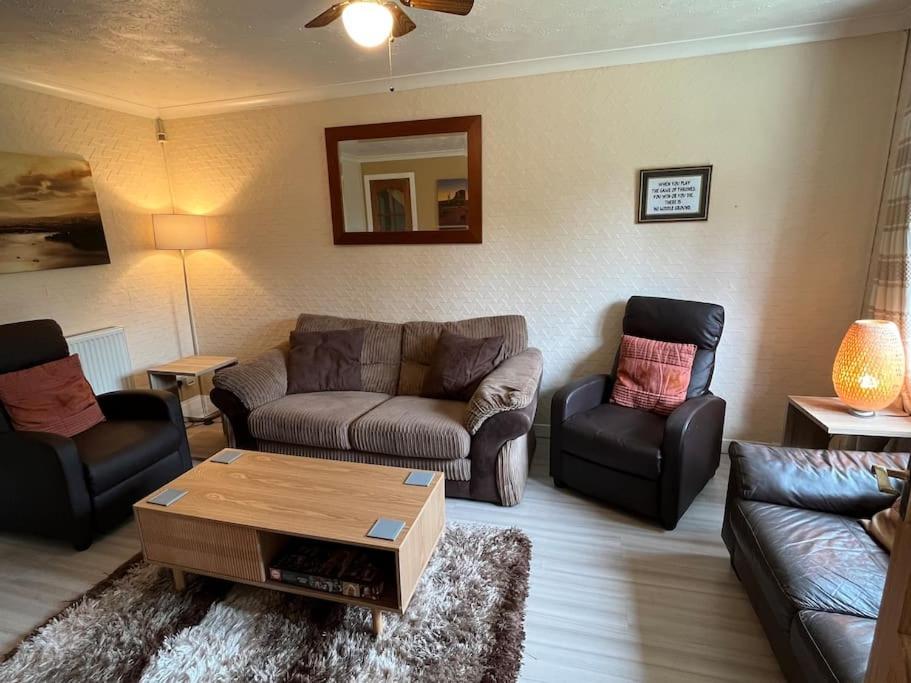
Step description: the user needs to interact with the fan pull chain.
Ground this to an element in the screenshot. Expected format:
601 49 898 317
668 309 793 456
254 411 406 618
387 38 396 93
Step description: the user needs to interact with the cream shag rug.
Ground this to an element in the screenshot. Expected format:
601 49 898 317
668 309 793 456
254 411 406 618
1 523 530 682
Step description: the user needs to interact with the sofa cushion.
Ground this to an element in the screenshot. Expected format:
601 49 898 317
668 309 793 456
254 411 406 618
72 420 182 494
561 403 665 480
287 328 365 394
421 330 505 401
0 354 105 438
610 334 696 415
256 440 472 481
350 395 471 460
789 611 876 683
862 499 901 553
296 314 401 395
249 392 390 450
398 316 527 395
730 500 889 636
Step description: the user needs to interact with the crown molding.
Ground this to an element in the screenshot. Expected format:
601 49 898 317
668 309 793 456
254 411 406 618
158 11 911 119
0 10 907 121
0 70 158 119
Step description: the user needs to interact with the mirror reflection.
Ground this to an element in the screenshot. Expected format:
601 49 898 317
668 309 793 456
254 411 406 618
339 133 468 233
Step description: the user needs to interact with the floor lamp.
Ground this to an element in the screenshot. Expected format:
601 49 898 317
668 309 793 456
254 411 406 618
152 213 208 356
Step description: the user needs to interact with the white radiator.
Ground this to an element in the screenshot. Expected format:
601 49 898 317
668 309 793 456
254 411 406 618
65 326 131 395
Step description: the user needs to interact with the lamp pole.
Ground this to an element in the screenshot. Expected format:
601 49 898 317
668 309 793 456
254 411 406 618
180 248 199 356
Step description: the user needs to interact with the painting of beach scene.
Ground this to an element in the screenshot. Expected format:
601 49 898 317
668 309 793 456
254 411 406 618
0 151 110 274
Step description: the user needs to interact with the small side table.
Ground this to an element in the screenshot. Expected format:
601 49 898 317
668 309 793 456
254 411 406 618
147 355 237 422
783 396 911 449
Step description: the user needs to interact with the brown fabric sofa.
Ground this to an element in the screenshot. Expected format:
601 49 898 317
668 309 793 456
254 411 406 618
210 313 543 506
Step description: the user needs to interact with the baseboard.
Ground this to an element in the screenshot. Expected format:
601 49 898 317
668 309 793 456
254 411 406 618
533 424 772 454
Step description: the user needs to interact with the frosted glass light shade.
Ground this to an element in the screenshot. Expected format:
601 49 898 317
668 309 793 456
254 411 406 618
832 320 905 416
342 1 393 47
152 214 208 250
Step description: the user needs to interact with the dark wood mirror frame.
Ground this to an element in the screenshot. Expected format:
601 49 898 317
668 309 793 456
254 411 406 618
325 115 482 245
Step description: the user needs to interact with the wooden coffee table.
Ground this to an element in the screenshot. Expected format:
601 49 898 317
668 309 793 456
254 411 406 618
133 449 445 635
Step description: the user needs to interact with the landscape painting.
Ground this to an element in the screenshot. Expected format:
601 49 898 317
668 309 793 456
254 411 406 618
437 178 468 229
0 151 110 274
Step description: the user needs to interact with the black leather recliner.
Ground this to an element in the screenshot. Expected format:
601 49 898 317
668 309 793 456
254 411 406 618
0 319 192 550
550 296 726 529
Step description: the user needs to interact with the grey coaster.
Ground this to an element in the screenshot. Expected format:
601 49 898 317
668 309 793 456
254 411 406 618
367 518 406 542
404 470 434 487
211 449 243 464
148 489 188 507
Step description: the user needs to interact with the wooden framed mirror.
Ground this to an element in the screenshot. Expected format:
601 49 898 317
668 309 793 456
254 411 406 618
325 116 482 245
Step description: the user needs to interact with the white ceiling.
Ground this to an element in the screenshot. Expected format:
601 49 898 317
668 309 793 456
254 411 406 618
0 0 907 118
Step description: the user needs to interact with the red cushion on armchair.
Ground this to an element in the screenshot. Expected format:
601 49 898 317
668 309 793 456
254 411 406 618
610 334 697 415
0 354 105 437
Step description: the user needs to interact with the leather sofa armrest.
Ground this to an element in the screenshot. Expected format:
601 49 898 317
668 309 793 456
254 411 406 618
660 394 726 529
550 374 612 426
97 389 184 426
464 348 543 435
0 430 93 548
728 441 905 518
212 348 288 411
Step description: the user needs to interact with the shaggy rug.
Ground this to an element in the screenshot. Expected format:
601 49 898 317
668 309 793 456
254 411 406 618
1 523 530 683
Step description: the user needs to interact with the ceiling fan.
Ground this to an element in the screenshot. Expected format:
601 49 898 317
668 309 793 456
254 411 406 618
305 1 474 48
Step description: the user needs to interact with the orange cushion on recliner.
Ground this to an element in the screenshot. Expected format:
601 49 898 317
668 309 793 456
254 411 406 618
610 334 697 415
0 354 105 437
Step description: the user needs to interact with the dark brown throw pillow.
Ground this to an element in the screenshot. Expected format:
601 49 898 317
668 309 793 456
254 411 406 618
421 330 506 401
287 328 365 394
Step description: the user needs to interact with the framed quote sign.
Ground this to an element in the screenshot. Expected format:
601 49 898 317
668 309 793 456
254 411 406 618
637 165 712 223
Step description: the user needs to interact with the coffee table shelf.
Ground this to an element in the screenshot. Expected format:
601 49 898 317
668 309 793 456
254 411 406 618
134 450 445 635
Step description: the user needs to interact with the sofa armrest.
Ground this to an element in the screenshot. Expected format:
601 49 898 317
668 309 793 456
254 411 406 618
728 441 905 518
0 430 93 548
211 348 287 411
660 394 726 529
97 389 184 426
550 374 612 426
464 348 543 435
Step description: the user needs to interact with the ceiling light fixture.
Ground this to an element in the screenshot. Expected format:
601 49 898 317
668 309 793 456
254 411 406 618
342 1 394 48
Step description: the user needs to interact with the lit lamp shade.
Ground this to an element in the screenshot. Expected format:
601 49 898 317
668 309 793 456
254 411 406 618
152 214 208 250
832 320 906 417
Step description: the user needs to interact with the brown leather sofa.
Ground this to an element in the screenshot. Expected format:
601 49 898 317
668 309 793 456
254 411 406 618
211 313 543 506
723 442 906 682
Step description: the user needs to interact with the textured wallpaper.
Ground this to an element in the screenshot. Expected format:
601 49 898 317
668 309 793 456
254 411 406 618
0 84 193 380
162 34 903 442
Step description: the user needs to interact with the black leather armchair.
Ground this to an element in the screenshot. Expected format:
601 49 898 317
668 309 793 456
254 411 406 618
0 319 192 550
550 296 726 529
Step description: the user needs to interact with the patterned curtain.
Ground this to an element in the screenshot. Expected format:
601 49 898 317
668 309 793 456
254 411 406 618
867 46 911 413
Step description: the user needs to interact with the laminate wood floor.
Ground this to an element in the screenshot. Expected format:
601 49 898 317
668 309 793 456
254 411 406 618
0 423 783 682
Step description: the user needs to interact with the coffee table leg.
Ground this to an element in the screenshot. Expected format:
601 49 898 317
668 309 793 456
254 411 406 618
371 608 384 636
172 569 187 592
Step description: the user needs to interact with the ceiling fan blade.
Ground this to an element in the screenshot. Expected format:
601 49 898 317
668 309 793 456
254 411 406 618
305 2 347 28
386 3 417 38
401 0 473 16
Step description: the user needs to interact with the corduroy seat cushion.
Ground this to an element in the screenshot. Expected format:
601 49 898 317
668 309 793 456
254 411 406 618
249 392 391 451
350 395 471 460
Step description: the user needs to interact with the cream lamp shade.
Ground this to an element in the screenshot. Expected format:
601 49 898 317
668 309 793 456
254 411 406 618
152 214 208 250
832 319 906 417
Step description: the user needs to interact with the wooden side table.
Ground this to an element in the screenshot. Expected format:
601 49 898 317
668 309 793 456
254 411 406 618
147 355 237 422
783 396 911 449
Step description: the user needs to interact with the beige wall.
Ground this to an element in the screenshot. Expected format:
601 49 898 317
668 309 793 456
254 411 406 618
0 84 192 380
361 156 469 229
161 33 903 441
